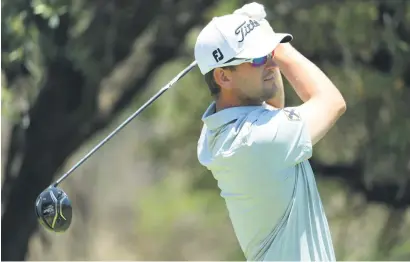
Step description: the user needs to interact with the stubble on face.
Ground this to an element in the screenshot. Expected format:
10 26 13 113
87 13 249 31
230 63 284 106
260 66 283 99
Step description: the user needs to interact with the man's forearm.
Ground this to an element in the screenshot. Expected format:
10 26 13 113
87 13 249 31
273 43 343 104
274 43 346 145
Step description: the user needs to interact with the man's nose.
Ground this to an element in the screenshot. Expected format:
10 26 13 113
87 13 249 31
265 56 279 69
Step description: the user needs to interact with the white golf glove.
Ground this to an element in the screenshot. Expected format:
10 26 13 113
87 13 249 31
233 2 267 21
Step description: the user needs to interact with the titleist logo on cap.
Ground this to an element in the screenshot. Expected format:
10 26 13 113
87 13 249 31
235 19 260 43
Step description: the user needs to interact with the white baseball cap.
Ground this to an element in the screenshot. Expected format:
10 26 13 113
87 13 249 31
194 13 293 75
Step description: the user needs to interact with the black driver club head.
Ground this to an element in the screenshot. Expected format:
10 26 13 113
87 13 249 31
35 186 72 233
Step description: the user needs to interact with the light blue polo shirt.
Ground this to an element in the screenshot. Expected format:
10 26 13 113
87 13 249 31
197 102 336 261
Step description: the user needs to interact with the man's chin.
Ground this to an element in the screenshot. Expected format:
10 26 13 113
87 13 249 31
264 86 277 98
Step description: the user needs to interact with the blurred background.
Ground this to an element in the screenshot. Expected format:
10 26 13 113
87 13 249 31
2 0 410 260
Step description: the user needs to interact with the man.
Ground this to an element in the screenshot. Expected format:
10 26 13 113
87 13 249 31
194 2 346 261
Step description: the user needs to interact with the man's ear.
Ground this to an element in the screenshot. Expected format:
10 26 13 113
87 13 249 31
214 68 233 89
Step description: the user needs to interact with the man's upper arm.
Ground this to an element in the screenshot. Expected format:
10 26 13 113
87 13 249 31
248 107 312 169
298 95 346 145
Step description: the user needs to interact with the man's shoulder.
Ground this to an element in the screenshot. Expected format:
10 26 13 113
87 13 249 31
197 119 259 163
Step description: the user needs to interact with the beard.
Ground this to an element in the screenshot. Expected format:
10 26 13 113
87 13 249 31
235 69 283 106
262 83 278 100
236 84 274 106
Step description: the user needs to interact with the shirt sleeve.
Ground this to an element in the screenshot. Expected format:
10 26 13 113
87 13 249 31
247 106 313 170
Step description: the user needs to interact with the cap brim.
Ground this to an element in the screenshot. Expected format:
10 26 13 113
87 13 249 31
236 32 293 59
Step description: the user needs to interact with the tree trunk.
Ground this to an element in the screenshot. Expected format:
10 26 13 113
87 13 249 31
1 0 217 259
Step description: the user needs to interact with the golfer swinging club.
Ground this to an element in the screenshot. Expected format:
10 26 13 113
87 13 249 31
195 2 346 261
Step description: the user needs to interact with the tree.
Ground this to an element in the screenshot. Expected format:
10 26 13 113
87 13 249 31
1 0 217 260
261 0 410 207
2 0 410 260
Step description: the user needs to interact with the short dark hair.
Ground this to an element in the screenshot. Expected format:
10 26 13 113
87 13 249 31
204 66 236 98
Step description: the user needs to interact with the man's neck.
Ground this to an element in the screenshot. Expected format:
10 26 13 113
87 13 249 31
215 97 263 112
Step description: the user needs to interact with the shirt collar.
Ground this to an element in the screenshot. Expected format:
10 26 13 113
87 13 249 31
201 102 267 130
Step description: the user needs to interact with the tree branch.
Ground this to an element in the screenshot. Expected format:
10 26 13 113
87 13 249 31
1 1 219 260
96 0 219 126
311 159 410 208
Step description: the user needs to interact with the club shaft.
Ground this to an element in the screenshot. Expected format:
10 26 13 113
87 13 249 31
53 61 197 187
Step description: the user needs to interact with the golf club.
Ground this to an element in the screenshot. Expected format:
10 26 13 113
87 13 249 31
35 60 198 232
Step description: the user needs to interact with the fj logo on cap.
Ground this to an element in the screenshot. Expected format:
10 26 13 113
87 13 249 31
212 48 224 62
235 19 260 43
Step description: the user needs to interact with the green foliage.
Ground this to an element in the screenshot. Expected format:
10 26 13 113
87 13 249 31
1 81 16 119
388 240 410 260
130 1 410 260
2 0 410 260
136 173 223 237
134 171 241 260
205 0 242 19
31 0 68 28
